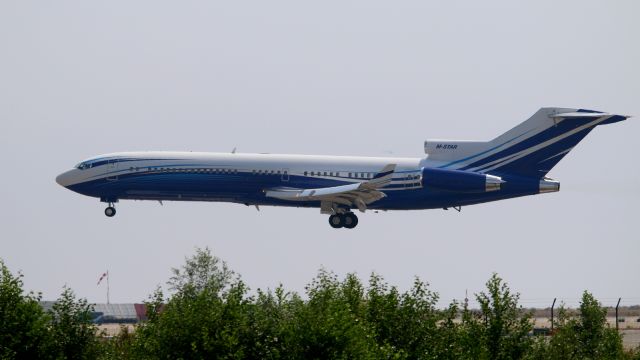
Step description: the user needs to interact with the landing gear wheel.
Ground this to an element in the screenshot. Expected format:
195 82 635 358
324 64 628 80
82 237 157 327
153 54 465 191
329 214 344 228
104 206 116 217
343 213 358 229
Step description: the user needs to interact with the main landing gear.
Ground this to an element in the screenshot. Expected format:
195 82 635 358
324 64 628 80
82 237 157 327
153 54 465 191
328 212 358 229
104 202 116 217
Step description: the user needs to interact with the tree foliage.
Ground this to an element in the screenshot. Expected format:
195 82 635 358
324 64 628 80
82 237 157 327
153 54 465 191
0 260 50 359
474 273 534 359
1 251 638 359
527 291 626 360
46 286 99 359
0 260 98 360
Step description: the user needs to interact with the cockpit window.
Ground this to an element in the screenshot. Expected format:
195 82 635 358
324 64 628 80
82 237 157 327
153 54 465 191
75 162 93 170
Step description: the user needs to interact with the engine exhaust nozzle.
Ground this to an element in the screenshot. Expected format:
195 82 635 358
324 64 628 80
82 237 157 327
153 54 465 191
485 175 504 192
539 179 560 193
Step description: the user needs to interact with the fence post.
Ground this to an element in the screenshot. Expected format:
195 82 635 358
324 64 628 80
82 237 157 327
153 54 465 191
616 298 621 331
551 298 557 332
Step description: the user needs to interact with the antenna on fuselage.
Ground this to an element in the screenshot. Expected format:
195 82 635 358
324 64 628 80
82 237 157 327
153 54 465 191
231 147 237 154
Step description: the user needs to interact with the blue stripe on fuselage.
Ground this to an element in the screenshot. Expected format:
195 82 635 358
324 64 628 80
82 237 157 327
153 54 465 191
67 171 540 211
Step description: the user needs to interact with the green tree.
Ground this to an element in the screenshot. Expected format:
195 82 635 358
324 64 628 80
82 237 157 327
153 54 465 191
576 292 624 358
133 248 251 359
239 286 304 359
168 246 235 295
473 273 533 359
365 274 443 359
46 286 100 359
455 292 490 360
543 292 625 359
0 259 51 359
292 270 380 359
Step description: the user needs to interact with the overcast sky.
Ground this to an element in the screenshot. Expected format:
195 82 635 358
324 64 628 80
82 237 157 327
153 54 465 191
1 0 638 308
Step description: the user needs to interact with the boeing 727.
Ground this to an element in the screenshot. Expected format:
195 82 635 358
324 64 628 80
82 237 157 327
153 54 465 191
56 107 629 228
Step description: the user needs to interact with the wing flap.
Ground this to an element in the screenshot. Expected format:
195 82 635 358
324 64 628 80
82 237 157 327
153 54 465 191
264 164 396 212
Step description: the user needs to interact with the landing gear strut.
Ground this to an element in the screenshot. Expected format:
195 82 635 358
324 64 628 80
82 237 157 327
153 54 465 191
104 203 116 217
328 212 358 229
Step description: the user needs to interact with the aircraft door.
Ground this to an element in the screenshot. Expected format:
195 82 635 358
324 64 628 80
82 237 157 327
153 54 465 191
281 168 290 182
106 160 118 181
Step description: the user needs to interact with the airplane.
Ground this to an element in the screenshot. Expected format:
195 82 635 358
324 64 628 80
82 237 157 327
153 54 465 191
56 107 629 229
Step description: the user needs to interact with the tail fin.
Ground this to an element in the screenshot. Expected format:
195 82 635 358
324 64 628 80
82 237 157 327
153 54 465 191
425 108 629 178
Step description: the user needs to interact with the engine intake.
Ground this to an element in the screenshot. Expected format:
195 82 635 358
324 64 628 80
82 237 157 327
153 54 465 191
422 168 504 193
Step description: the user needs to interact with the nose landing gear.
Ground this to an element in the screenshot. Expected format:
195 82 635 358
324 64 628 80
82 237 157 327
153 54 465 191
328 212 358 229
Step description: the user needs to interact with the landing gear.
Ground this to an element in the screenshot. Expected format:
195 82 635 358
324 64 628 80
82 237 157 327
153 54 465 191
329 214 343 228
328 212 359 229
343 212 358 229
104 203 116 217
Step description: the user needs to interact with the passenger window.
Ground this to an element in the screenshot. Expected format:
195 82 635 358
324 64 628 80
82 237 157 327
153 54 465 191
304 171 308 176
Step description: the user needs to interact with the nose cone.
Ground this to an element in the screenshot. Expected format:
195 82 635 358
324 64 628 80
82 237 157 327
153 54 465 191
56 170 75 188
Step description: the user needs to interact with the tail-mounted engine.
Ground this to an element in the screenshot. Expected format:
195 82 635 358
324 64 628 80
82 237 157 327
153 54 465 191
422 168 504 193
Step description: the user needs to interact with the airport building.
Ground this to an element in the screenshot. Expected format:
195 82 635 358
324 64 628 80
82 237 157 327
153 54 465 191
40 302 147 324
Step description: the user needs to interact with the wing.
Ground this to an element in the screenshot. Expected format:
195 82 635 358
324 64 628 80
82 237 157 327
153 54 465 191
265 164 396 212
